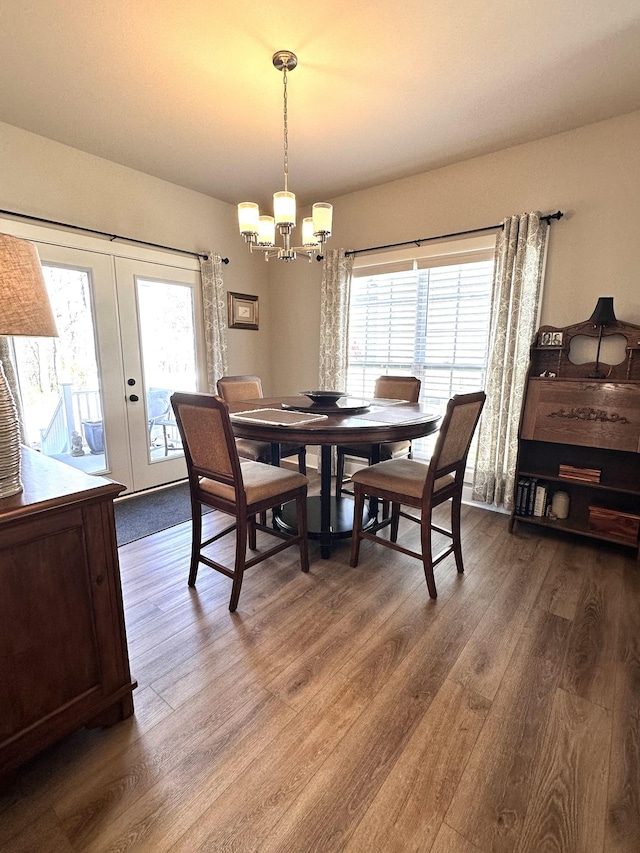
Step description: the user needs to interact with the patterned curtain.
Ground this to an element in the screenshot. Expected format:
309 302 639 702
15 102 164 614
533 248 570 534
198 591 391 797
317 248 354 473
472 212 548 510
319 248 354 390
199 252 228 393
0 337 27 443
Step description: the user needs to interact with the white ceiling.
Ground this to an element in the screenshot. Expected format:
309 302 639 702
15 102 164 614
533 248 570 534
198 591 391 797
2 1 640 209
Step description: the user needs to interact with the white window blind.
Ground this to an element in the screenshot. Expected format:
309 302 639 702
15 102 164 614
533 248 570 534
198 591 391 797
347 251 494 458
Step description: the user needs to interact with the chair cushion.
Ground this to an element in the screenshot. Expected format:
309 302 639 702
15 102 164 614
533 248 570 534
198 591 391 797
339 440 411 461
351 457 454 499
235 439 303 463
200 461 307 506
235 438 271 463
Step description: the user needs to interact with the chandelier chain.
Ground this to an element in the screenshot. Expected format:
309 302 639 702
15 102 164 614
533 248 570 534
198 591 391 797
282 66 289 193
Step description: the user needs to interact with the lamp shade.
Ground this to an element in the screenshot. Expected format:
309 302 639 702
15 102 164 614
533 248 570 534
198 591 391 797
257 216 276 247
301 217 320 247
312 202 333 238
273 191 296 227
238 202 260 237
588 297 616 327
0 234 58 337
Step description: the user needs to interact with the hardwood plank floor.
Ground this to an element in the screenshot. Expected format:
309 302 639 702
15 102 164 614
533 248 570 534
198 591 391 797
1 483 639 852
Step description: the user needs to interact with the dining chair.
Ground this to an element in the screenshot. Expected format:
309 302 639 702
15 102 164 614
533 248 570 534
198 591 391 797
217 375 307 474
171 391 309 612
349 390 486 599
335 375 422 498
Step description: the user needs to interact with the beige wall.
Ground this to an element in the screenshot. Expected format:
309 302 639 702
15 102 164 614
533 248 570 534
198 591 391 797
269 110 640 394
0 121 275 390
2 111 639 399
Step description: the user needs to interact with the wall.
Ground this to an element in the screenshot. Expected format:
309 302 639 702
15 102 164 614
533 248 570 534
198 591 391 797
0 121 273 390
2 111 639 399
269 110 640 394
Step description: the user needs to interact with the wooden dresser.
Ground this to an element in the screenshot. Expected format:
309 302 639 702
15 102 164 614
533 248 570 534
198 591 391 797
0 449 136 785
510 316 640 557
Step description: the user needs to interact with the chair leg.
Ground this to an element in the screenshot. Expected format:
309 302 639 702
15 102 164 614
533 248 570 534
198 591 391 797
229 514 248 612
295 493 310 572
335 448 345 499
421 508 438 599
298 447 307 475
350 487 365 567
390 502 401 541
188 502 202 587
248 514 257 550
451 494 464 574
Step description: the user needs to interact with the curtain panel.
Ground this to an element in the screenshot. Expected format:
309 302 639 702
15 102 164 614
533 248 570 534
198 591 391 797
472 212 548 510
200 252 228 393
318 248 354 473
319 249 354 391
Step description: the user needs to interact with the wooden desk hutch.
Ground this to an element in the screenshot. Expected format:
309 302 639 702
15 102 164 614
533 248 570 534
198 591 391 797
0 449 136 786
510 315 640 558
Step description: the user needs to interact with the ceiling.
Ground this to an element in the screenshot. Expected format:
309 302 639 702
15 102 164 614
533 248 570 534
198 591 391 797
2 1 640 209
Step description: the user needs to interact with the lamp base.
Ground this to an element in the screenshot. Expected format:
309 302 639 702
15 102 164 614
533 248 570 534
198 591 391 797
0 358 23 499
0 470 23 499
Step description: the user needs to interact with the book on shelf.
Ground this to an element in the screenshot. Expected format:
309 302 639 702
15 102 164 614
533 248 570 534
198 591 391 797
558 464 601 483
515 477 549 518
533 482 549 517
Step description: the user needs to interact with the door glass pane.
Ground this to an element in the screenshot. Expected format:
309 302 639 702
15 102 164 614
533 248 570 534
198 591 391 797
13 265 107 474
136 278 197 463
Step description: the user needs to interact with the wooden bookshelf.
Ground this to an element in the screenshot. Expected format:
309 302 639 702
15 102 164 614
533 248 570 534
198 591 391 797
510 316 640 557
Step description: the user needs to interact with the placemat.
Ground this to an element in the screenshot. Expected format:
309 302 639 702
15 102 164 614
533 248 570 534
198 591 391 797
231 408 328 426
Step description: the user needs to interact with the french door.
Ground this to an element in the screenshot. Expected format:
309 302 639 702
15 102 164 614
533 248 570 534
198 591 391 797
4 221 205 493
114 257 203 489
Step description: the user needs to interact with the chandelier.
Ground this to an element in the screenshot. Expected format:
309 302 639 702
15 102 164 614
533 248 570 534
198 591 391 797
238 50 333 262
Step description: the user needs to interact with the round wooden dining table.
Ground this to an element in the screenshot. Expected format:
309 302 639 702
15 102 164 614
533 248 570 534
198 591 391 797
228 395 441 558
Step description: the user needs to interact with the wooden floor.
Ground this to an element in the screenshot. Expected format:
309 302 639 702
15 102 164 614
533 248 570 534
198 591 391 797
2 484 640 852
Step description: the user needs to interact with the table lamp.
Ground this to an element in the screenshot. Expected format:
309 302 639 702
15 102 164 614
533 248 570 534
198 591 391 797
0 233 58 498
587 296 616 379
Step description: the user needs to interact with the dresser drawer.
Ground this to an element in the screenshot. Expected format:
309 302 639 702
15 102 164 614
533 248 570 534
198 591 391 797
521 380 640 452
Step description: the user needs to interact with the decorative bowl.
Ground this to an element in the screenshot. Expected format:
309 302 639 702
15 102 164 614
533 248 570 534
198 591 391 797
300 390 346 405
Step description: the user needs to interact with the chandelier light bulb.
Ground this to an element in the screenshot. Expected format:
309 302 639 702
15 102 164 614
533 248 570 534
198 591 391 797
312 202 333 239
238 202 259 236
302 218 320 246
257 216 276 246
273 191 296 228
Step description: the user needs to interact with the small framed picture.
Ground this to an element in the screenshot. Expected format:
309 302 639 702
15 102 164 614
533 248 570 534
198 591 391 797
539 330 563 347
227 292 259 330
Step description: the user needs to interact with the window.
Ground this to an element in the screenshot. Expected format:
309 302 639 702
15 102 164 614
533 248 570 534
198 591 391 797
347 247 494 458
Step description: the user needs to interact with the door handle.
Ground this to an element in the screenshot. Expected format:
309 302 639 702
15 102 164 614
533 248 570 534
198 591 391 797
129 394 139 402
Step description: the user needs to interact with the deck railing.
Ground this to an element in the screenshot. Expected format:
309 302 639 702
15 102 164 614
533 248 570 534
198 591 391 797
40 384 102 455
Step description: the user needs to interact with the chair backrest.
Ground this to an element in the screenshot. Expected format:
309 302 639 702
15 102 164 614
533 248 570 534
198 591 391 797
171 392 244 496
217 375 264 403
424 391 486 494
374 375 421 403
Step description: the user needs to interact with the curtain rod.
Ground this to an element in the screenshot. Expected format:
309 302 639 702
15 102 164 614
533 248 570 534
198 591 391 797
344 210 564 257
0 208 230 264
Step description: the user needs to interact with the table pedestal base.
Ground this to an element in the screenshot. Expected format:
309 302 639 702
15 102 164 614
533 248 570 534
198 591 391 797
277 496 375 559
